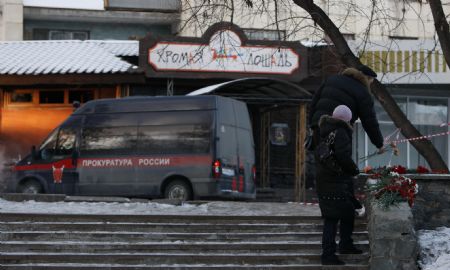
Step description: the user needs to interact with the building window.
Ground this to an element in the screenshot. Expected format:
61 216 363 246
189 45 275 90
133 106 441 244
325 33 355 43
32 29 89 40
10 90 33 103
342 33 355 41
355 96 448 169
244 29 286 41
39 91 65 104
388 36 418 40
69 90 94 104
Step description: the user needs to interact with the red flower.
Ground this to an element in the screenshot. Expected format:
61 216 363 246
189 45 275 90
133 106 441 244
391 165 407 174
416 165 430 174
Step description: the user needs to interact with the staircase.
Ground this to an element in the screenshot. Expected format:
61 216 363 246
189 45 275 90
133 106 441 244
0 213 369 269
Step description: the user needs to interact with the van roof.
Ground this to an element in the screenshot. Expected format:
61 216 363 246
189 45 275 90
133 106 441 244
73 95 224 114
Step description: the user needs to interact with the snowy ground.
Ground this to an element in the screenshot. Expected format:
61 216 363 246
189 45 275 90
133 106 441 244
418 227 450 270
1 198 449 268
0 198 320 216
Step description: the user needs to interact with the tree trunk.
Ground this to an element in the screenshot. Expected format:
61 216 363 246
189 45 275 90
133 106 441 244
429 1 450 71
294 0 448 170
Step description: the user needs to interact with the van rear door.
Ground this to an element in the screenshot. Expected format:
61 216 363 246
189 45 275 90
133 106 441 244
233 101 256 196
216 98 239 193
216 97 256 197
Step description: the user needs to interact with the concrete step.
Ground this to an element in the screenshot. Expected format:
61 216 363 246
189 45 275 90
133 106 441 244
0 213 366 225
0 241 369 253
0 263 370 270
0 252 369 265
0 231 368 242
0 213 370 268
0 222 368 233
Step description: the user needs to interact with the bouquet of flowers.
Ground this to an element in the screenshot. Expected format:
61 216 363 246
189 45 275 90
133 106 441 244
364 166 419 210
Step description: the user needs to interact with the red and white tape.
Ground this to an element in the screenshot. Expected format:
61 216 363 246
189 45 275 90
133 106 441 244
390 130 450 144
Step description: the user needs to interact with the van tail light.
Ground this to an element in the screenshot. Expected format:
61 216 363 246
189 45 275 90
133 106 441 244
252 165 256 183
212 159 222 179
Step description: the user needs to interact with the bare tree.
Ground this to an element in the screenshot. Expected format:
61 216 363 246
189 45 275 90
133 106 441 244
430 0 450 68
180 0 449 170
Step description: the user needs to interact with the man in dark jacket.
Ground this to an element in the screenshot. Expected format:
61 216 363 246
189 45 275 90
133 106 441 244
316 105 362 265
309 65 384 151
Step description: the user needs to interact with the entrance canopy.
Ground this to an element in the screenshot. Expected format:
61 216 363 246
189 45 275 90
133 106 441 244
187 77 312 104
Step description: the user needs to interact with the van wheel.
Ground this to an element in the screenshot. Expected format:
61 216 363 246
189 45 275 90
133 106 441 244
19 180 43 194
164 180 192 201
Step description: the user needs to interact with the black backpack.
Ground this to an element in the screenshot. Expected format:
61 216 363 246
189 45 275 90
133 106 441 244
315 131 343 174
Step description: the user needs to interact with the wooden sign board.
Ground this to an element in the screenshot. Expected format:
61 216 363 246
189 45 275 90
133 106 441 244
140 23 308 82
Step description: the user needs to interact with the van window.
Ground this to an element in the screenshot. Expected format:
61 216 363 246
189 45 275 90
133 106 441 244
39 129 58 160
55 128 76 156
38 127 76 160
137 124 211 155
81 126 137 155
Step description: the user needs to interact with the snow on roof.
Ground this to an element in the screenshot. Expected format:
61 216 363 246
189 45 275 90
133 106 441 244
87 40 139 57
23 0 104 11
0 40 139 75
300 40 329 47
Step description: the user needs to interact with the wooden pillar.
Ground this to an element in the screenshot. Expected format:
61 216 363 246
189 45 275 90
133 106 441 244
295 104 307 202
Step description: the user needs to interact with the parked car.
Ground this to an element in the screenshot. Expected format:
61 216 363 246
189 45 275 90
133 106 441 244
7 95 256 200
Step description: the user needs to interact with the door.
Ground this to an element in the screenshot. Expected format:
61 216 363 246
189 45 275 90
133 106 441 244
216 98 240 192
78 114 138 196
36 126 79 194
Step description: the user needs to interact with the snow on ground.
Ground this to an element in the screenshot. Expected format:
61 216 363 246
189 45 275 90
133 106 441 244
418 227 450 270
23 0 104 10
0 199 320 216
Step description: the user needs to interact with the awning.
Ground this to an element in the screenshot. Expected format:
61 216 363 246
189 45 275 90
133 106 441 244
187 77 312 104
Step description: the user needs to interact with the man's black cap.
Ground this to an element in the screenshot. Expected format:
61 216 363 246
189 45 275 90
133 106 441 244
358 65 377 78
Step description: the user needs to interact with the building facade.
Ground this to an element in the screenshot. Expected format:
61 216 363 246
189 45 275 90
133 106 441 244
178 0 450 169
0 0 180 41
0 0 181 158
2 0 450 193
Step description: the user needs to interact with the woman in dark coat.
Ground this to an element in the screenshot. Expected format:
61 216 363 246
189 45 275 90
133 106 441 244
315 105 362 265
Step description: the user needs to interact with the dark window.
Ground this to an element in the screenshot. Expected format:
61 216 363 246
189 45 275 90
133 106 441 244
32 29 49 40
40 91 64 104
388 36 418 40
137 125 211 155
81 126 137 155
72 31 89 40
69 90 94 104
11 91 33 103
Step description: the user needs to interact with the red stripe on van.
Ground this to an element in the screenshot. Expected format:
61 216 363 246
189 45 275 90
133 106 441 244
14 159 74 171
14 155 212 171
